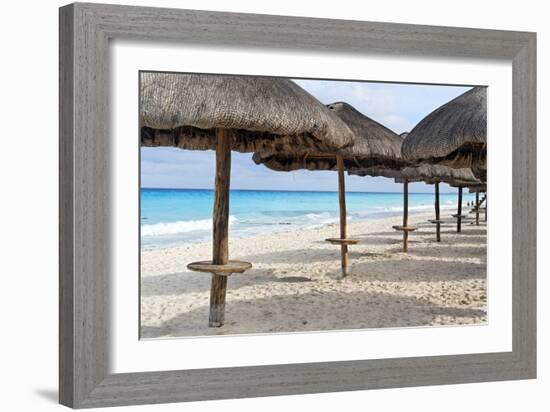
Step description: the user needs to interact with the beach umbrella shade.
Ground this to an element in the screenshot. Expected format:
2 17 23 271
402 87 487 175
252 102 405 172
345 132 419 252
450 180 481 232
401 165 480 237
400 164 480 185
472 169 487 183
140 72 354 327
253 102 407 276
468 184 487 193
352 163 479 246
348 166 404 180
345 132 417 252
141 73 354 153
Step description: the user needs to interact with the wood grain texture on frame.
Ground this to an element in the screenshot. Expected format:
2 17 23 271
59 2 536 408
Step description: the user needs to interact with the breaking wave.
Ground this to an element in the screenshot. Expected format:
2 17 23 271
141 216 236 237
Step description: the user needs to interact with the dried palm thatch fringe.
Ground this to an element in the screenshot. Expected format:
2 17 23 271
402 87 487 170
469 184 487 193
348 167 405 180
401 164 480 185
472 168 487 183
252 102 408 171
252 153 407 172
327 102 404 160
140 72 355 153
350 164 480 186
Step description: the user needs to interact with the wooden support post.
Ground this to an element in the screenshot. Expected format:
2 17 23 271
457 186 463 233
403 178 409 252
435 182 441 242
209 128 231 327
485 195 487 222
336 155 348 277
475 191 480 226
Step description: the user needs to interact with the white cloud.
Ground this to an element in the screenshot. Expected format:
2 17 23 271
294 78 470 134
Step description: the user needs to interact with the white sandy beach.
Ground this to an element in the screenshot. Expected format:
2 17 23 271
140 210 487 338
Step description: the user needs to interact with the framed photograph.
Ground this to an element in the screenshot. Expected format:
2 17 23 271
59 3 536 408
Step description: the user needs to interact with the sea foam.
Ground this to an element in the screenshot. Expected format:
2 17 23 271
304 212 339 226
141 216 236 237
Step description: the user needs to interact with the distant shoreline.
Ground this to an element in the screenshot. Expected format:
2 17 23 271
140 204 464 251
140 187 459 195
140 188 477 250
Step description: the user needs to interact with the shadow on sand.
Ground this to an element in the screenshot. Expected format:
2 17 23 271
140 216 487 339
141 267 278 296
141 289 487 338
141 221 486 298
349 258 484 283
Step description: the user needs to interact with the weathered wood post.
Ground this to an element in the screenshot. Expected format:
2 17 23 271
393 178 416 251
209 128 231 327
336 155 348 277
403 178 409 252
325 156 359 276
435 182 441 242
457 186 463 233
475 191 480 225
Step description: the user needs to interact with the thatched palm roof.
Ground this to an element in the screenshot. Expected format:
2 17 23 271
350 164 480 186
252 102 407 171
401 164 480 185
472 169 487 183
402 87 487 170
348 167 405 180
468 184 487 193
140 73 354 153
328 102 404 160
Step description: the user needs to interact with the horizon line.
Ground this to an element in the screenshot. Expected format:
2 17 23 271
141 187 460 195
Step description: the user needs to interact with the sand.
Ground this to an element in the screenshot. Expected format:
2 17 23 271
140 210 487 338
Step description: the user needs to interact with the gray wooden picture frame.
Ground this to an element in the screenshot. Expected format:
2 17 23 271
59 2 536 408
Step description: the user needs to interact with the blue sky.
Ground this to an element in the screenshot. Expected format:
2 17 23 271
141 78 471 193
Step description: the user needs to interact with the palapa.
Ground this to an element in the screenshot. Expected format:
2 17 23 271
345 132 420 252
400 164 480 186
344 132 415 252
348 167 404 180
402 87 487 173
351 162 479 244
141 73 354 153
253 102 406 276
450 181 486 228
140 73 355 328
253 102 405 172
468 184 487 193
398 165 479 238
403 85 487 237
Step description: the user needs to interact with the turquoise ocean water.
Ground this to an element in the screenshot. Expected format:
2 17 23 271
140 188 474 249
